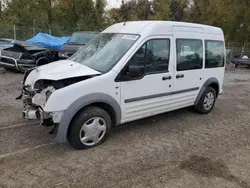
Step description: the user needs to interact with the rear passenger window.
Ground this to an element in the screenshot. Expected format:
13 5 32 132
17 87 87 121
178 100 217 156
176 39 203 71
205 41 225 68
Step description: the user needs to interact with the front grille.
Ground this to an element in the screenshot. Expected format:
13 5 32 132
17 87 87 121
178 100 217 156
1 50 22 60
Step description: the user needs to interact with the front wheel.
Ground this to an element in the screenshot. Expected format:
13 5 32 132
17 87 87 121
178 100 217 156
195 87 216 114
68 106 112 150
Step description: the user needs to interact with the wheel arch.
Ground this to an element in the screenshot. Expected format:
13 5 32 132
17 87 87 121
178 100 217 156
55 93 121 143
194 77 220 105
36 57 50 66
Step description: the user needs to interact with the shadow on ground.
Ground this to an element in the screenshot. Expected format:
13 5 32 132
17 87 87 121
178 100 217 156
180 155 250 188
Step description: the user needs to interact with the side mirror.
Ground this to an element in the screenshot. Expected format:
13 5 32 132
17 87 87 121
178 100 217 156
128 65 142 78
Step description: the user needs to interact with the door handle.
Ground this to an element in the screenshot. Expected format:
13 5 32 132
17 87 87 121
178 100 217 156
162 76 172 81
176 74 184 79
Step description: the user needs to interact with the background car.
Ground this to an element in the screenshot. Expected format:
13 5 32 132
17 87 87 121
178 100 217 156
0 41 59 72
0 38 15 50
0 33 70 72
59 31 99 59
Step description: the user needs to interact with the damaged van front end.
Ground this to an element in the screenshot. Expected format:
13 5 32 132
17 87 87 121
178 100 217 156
22 83 61 127
19 60 101 129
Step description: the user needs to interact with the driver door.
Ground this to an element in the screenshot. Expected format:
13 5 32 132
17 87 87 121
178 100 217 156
116 37 174 123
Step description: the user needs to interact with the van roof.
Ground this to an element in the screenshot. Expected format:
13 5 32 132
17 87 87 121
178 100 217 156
73 31 99 34
103 21 223 36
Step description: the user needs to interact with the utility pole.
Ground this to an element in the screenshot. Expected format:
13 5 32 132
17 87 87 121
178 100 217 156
33 19 36 36
13 25 16 40
0 1 2 19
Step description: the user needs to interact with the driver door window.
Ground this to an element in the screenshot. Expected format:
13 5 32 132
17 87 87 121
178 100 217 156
126 39 170 79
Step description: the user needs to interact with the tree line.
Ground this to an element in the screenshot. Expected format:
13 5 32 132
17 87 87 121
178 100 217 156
0 0 249 44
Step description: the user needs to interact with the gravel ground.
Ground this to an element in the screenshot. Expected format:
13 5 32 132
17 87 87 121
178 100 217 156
0 67 250 188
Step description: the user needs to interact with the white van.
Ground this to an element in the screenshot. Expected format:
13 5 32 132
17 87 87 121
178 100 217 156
21 21 225 149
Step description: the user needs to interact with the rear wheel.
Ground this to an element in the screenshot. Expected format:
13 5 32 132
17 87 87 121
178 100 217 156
68 106 111 150
195 87 216 114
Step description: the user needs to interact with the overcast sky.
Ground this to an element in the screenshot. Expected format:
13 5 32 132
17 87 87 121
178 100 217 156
106 0 129 8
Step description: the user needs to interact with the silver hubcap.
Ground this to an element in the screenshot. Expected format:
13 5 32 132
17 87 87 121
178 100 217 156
204 92 215 110
79 117 107 146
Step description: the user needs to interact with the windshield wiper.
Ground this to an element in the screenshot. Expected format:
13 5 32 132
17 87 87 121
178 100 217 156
67 41 79 45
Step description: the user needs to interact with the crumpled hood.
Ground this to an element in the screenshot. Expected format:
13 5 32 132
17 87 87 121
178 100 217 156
25 60 101 87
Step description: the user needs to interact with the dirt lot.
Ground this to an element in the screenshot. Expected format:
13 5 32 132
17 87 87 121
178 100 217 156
0 67 250 188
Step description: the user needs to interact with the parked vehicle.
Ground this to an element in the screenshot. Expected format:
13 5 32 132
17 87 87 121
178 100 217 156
0 33 70 72
0 38 15 50
59 31 98 59
0 41 59 72
232 55 250 68
19 21 225 149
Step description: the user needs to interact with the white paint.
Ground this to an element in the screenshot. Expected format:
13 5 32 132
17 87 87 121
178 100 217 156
24 21 225 124
24 109 37 120
120 35 174 122
52 111 64 123
25 60 101 88
32 86 55 107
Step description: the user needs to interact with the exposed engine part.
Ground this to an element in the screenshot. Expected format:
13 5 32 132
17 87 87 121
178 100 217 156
32 86 56 107
52 111 64 124
22 105 55 127
33 76 94 90
22 86 56 126
20 74 97 130
23 108 38 120
22 95 32 106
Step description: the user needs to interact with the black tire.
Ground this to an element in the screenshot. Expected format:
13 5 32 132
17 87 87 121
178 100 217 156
68 106 112 150
195 87 216 114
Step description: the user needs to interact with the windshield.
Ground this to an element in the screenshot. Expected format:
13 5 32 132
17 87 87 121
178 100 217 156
69 33 139 73
68 32 97 45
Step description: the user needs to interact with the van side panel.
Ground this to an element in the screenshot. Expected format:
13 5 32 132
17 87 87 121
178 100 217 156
201 33 225 94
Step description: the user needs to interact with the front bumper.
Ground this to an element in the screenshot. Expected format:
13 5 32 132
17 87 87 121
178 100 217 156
22 106 64 126
0 56 36 71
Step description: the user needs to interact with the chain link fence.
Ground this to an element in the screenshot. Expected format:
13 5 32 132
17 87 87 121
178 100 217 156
0 23 86 40
226 43 250 59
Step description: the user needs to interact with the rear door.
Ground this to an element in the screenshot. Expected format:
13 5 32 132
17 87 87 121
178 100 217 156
172 31 204 109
